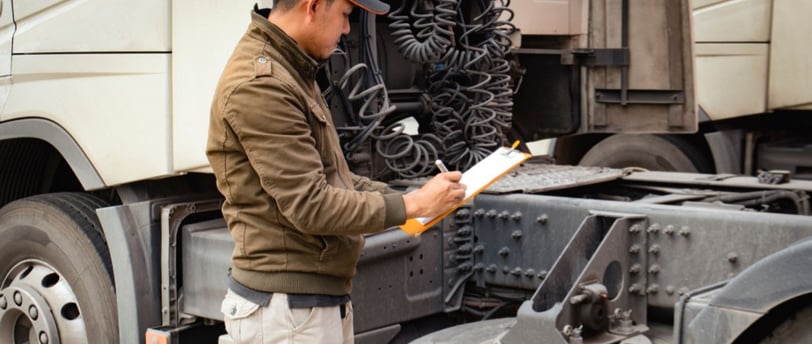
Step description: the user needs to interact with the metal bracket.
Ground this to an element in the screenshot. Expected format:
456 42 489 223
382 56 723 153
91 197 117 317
595 89 685 105
565 48 630 67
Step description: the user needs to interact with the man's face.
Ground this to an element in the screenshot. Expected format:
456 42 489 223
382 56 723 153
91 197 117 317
303 0 353 62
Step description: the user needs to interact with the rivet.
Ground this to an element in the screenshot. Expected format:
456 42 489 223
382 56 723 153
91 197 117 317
536 214 549 224
648 265 660 275
628 284 641 294
498 211 511 220
486 264 497 273
537 270 548 280
510 267 523 277
648 244 661 255
510 212 522 221
502 266 511 274
664 225 675 235
455 208 470 218
666 285 675 295
629 224 641 234
628 245 640 255
524 268 536 278
13 291 22 306
629 264 641 274
647 223 661 234
474 263 484 272
473 245 485 254
498 247 510 256
29 305 38 320
727 252 738 263
474 209 485 217
511 230 523 240
647 285 659 294
679 227 691 237
486 210 498 218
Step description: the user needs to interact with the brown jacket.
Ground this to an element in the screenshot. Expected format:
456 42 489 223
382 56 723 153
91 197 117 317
207 9 406 296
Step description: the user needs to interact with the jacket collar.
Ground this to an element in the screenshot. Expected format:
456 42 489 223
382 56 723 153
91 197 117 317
250 7 319 81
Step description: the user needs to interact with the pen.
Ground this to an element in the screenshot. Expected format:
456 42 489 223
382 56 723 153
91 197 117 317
435 160 449 173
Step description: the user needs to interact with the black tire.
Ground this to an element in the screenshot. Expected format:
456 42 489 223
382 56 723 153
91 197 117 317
0 193 118 343
579 134 712 173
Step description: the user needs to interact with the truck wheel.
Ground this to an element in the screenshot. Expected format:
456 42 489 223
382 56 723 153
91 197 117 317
579 134 711 173
0 193 117 343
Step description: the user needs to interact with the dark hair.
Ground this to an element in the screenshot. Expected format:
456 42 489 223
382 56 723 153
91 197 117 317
272 0 336 12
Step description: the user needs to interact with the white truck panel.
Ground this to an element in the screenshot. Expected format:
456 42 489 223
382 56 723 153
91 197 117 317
509 0 585 36
0 0 12 76
12 0 170 53
692 0 771 43
695 43 768 120
2 54 172 186
171 0 258 172
768 0 812 110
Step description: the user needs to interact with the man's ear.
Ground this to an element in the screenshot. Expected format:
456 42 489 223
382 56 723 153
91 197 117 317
305 0 319 16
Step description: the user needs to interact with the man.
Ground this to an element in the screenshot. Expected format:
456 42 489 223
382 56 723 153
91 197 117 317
206 0 466 343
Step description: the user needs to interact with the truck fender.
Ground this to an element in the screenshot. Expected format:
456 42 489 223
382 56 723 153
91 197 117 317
684 236 812 343
0 118 105 190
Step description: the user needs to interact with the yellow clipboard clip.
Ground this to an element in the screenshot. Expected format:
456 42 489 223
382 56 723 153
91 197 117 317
502 140 521 156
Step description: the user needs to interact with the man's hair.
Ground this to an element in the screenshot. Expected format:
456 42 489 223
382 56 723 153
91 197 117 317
272 0 336 12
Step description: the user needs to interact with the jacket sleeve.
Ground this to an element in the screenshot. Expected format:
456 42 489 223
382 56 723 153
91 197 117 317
223 77 404 235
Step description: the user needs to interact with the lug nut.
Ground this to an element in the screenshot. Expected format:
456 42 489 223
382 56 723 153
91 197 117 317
39 332 48 344
0 294 6 309
13 291 22 306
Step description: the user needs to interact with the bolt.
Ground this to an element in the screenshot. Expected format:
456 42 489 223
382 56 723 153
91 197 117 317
498 247 510 257
473 245 485 254
648 265 661 275
498 211 511 220
679 227 691 237
628 284 642 294
486 264 497 273
455 208 470 219
511 267 523 277
0 294 6 309
457 244 472 254
629 224 641 234
511 230 523 240
486 210 498 218
727 252 738 263
629 264 641 275
648 244 661 255
474 263 484 272
502 266 511 274
628 245 640 255
647 284 659 294
666 285 676 295
510 212 522 221
458 263 472 272
13 291 22 306
456 226 472 236
664 225 675 235
647 223 661 234
524 269 536 278
537 270 548 280
537 214 549 224
39 332 48 344
474 209 485 217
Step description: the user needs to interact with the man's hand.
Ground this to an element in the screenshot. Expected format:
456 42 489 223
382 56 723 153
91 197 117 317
403 172 467 219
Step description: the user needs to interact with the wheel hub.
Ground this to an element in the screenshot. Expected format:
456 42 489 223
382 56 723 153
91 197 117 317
1 260 87 344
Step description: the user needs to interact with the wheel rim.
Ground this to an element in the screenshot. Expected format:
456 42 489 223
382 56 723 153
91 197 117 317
0 260 88 344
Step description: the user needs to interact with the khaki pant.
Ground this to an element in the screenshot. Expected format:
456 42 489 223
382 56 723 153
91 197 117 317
221 289 354 344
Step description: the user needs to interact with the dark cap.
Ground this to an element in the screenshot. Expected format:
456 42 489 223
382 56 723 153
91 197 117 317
348 0 389 15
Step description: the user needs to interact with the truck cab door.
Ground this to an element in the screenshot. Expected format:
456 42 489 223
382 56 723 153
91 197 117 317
511 0 696 140
0 0 12 117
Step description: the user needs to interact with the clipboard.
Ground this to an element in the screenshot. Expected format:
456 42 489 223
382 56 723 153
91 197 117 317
399 146 532 236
